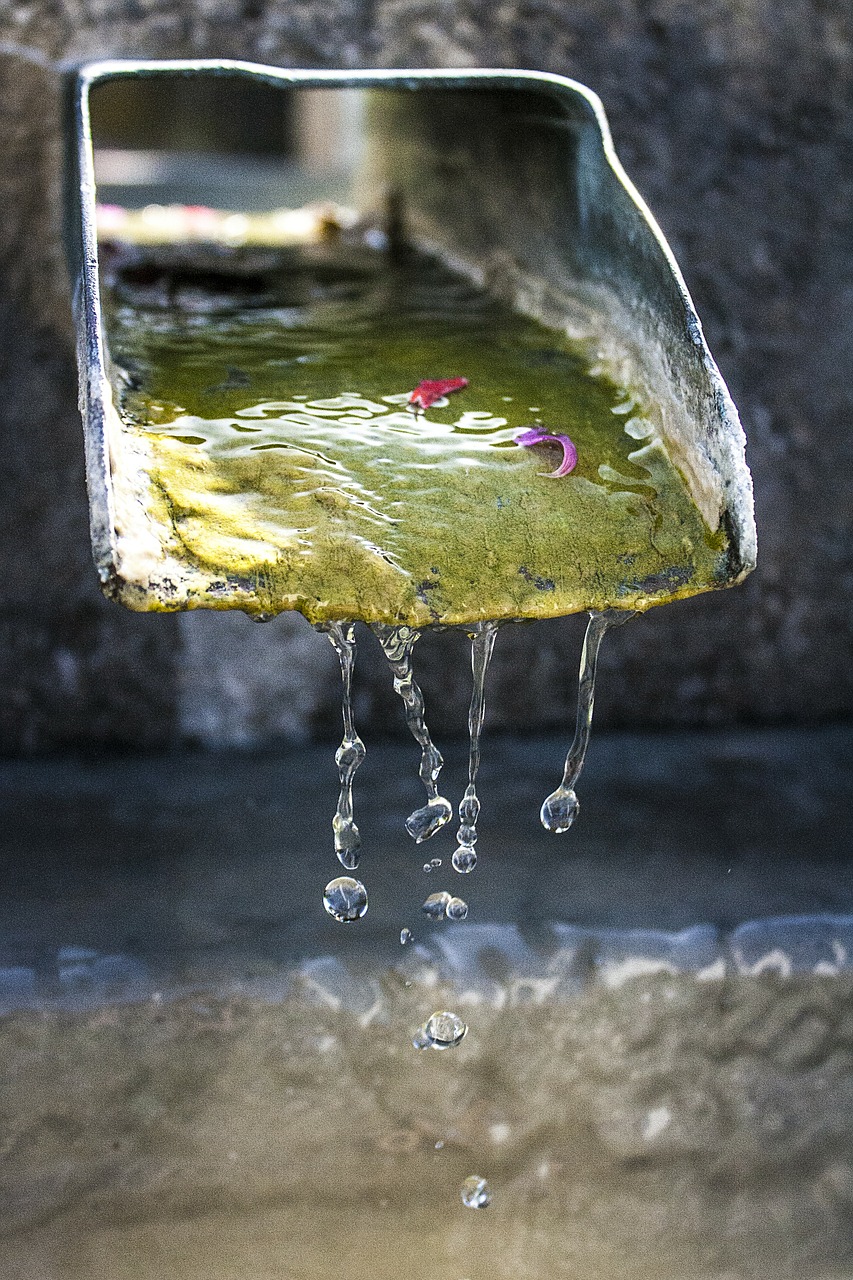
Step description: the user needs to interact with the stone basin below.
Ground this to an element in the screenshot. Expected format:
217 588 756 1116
2 726 852 1279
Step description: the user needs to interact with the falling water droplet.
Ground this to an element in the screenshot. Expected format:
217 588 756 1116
452 621 499 872
372 624 453 841
460 1175 491 1208
323 876 368 923
421 891 451 920
540 788 579 833
415 1010 468 1050
541 610 634 833
446 896 469 921
324 623 366 868
406 796 454 843
452 846 477 874
400 927 413 945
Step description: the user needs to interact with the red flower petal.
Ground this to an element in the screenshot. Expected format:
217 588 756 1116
408 377 469 411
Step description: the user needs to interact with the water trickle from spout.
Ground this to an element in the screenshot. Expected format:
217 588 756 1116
325 622 366 869
371 624 453 842
452 621 499 874
540 609 635 832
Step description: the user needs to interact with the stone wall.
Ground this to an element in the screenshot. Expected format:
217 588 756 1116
0 1 850 749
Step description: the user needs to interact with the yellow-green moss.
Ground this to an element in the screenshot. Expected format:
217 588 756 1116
102 242 729 624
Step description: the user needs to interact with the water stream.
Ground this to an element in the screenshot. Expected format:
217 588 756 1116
324 610 629 915
324 621 366 871
371 623 453 842
540 609 635 833
452 620 500 875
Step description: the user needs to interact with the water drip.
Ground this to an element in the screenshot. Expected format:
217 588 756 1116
422 891 452 920
452 621 499 874
413 1010 468 1051
420 891 468 922
540 609 635 832
324 622 366 869
323 875 368 923
372 624 453 842
460 1175 492 1208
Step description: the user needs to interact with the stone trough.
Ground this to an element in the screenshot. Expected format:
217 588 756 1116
66 61 755 624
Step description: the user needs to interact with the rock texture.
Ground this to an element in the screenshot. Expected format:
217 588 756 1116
7 974 853 1280
0 2 850 748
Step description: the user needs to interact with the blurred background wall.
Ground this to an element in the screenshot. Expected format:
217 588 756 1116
0 1 850 752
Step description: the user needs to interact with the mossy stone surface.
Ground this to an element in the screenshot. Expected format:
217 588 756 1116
103 243 728 625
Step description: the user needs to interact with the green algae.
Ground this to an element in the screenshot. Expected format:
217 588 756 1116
100 241 729 625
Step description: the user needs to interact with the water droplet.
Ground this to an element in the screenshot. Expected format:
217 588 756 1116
430 857 442 868
452 846 477 874
417 1010 467 1050
421 891 451 920
323 876 368 923
446 896 469 921
542 611 634 833
460 1175 491 1208
540 787 579 833
400 927 413 945
423 862 432 873
406 796 453 843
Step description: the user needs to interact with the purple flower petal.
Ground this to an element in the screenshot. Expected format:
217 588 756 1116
514 428 547 446
514 427 578 478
